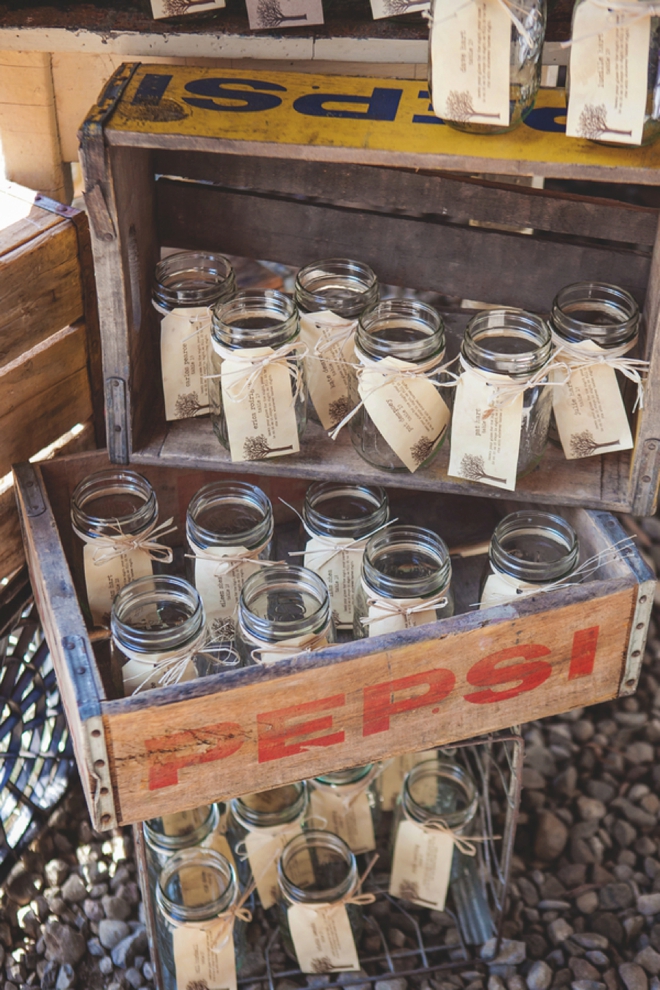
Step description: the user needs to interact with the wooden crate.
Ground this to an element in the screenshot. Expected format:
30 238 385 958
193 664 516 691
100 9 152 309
0 180 103 586
79 63 660 515
13 447 654 832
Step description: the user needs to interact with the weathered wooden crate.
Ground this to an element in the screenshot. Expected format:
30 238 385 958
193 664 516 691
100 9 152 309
13 447 654 832
0 180 103 587
79 63 660 515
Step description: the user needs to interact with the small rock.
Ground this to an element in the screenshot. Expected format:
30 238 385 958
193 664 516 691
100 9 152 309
111 927 148 969
571 961 601 982
626 743 655 764
98 919 130 950
528 962 553 990
619 965 648 990
60 876 86 905
44 862 69 888
489 978 507 990
639 896 660 917
570 982 605 990
525 934 549 959
481 940 527 965
82 899 103 923
524 768 547 789
624 916 645 941
337 971 370 990
509 977 527 990
600 883 634 911
125 969 143 990
592 914 624 946
86 937 104 957
527 747 557 777
614 820 638 848
577 893 600 915
549 920 575 946
572 935 609 950
239 947 266 978
39 961 59 990
636 948 660 977
535 812 569 861
389 928 406 948
5 863 37 905
588 781 616 804
374 981 408 990
578 798 607 822
102 895 130 921
574 721 595 743
42 922 86 966
519 878 540 907
55 964 76 990
586 953 610 969
99 957 113 975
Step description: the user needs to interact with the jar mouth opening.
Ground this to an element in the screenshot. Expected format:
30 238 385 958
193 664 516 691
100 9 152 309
295 258 379 318
111 576 205 654
153 251 236 309
238 564 330 642
211 289 298 348
315 764 373 786
278 829 357 903
144 804 218 850
363 525 451 599
157 848 237 923
232 782 308 829
187 481 274 549
303 483 389 539
71 469 158 537
462 309 552 377
403 759 479 829
551 282 640 347
490 510 580 582
357 299 445 362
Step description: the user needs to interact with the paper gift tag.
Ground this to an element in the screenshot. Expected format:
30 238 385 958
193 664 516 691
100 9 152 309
309 787 376 855
244 823 313 909
304 538 362 628
370 0 429 19
207 830 237 872
480 570 539 608
551 347 634 459
151 0 225 18
566 0 650 146
220 345 300 462
121 650 196 695
448 369 523 491
245 0 324 30
300 311 357 431
389 819 454 910
194 546 261 639
379 751 438 811
173 924 237 990
365 588 438 636
288 903 360 974
359 356 451 473
430 0 511 126
83 544 153 627
160 307 212 422
255 631 329 666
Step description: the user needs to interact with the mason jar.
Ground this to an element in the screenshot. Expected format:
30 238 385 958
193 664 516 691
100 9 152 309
153 251 236 421
144 804 220 892
186 481 274 642
276 830 365 964
461 309 553 476
480 510 580 607
349 299 450 472
209 289 306 461
295 259 379 429
110 575 206 696
301 482 389 630
429 0 546 134
355 525 454 639
155 848 247 983
70 469 163 628
309 765 381 855
235 565 335 666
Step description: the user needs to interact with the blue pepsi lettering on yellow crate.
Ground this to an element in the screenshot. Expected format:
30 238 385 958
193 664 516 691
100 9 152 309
293 87 402 121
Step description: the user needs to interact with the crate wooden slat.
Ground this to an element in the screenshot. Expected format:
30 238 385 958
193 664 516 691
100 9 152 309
14 447 654 831
79 63 660 516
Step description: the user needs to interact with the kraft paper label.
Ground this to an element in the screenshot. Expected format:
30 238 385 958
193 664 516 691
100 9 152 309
300 311 357 431
245 0 324 30
83 544 153 627
359 356 451 473
370 0 429 18
252 631 329 666
389 819 454 910
244 823 312 910
551 345 634 458
448 369 524 491
220 345 300 462
364 586 438 636
304 537 362 628
430 0 511 126
480 570 539 608
288 903 360 974
566 0 650 146
173 925 236 990
194 546 261 640
151 0 225 19
379 751 438 812
309 787 376 855
160 307 212 422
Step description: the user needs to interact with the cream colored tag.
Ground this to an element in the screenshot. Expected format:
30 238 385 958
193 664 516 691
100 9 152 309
206 830 237 873
151 0 225 19
121 650 196 695
244 823 312 910
309 788 376 855
254 631 329 666
365 586 438 637
480 570 539 608
172 925 236 990
448 369 523 491
430 0 511 125
288 903 360 974
220 345 300 462
552 345 634 459
379 752 438 812
389 819 454 910
359 356 450 473
566 0 650 146
194 546 261 639
300 311 357 430
370 0 429 17
161 808 210 837
160 307 211 422
304 537 361 629
83 544 153 627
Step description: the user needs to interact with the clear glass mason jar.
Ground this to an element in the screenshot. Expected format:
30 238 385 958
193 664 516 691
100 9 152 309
391 757 478 838
235 565 335 666
310 765 381 855
111 575 206 696
302 482 389 630
226 783 309 891
276 830 365 963
186 481 274 642
429 0 547 134
348 298 449 472
70 469 161 627
462 309 553 476
144 804 220 891
155 847 247 982
354 525 454 639
153 251 236 314
209 289 306 458
480 510 580 606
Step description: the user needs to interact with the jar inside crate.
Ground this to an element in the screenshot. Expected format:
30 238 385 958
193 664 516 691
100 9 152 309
143 804 220 890
309 764 381 855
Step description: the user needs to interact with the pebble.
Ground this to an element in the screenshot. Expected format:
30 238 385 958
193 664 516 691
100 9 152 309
577 893 600 915
102 895 130 921
625 743 655 764
578 798 608 822
60 876 86 906
528 962 553 990
636 948 660 976
44 862 69 889
125 967 143 989
55 963 76 989
535 812 569 861
639 895 660 916
98 919 130 950
98 957 113 975
600 883 634 911
619 964 649 990
481 940 527 965
82 899 103 923
41 922 85 966
374 980 408 990
110 927 148 968
548 920 575 946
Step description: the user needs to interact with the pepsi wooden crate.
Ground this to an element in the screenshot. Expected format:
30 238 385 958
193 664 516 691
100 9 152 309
13 448 654 832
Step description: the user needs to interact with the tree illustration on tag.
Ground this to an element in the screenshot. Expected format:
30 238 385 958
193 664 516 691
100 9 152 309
569 430 620 458
328 397 353 429
446 91 502 123
243 436 295 459
577 104 633 140
174 391 208 419
410 424 447 466
460 454 506 484
151 0 224 16
246 0 324 29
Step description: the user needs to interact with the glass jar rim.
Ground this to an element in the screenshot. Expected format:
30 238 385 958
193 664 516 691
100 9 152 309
231 781 308 830
238 564 330 643
315 764 374 786
490 510 580 583
144 804 219 852
187 481 274 550
551 282 640 348
111 575 205 655
211 288 299 349
303 482 389 540
357 298 445 363
278 829 357 904
156 847 237 924
152 251 236 310
462 309 552 378
295 258 379 318
403 758 479 830
362 525 451 600
71 468 158 538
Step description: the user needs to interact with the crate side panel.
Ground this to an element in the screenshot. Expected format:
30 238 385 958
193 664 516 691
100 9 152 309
103 588 633 825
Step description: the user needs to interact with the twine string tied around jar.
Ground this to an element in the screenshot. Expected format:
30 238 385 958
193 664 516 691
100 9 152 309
281 854 379 913
311 319 359 361
360 583 451 629
458 353 572 415
550 332 649 410
207 340 308 406
279 498 397 570
120 626 218 694
246 628 331 666
185 538 276 577
401 803 494 857
165 878 254 954
73 517 177 565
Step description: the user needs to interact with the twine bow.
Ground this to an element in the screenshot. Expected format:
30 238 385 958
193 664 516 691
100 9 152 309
74 517 177 565
283 854 379 913
208 339 307 406
311 319 358 360
360 583 450 628
280 498 395 570
245 628 331 666
561 0 660 47
551 332 648 411
401 804 494 856
119 626 210 695
167 878 254 954
186 539 276 576
458 353 571 413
